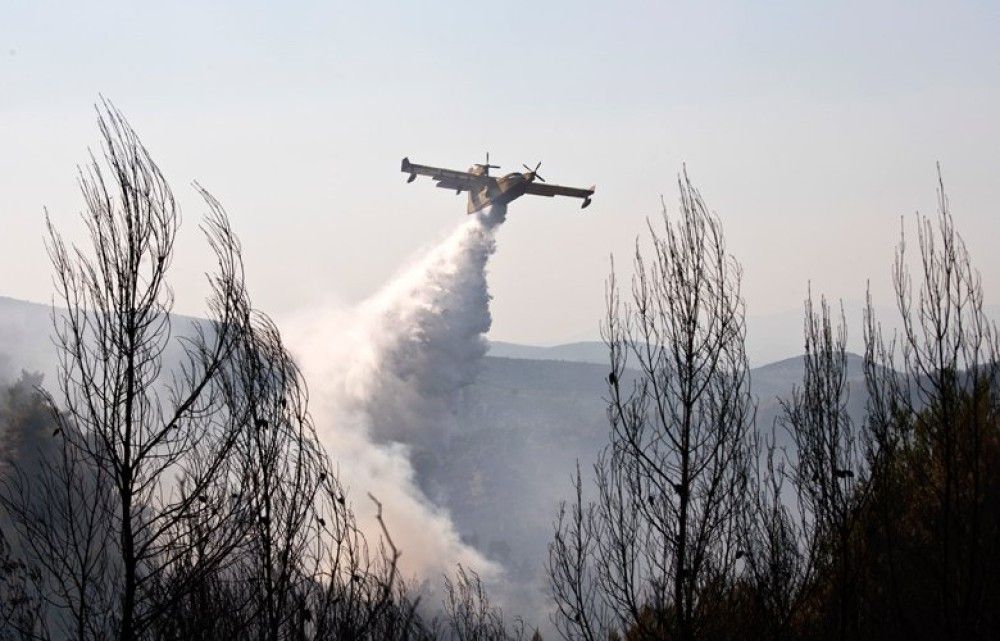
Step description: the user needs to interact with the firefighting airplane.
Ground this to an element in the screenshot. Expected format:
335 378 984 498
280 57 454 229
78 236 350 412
401 154 595 214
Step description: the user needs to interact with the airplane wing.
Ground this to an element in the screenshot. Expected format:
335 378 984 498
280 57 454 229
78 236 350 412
401 157 487 193
525 181 596 207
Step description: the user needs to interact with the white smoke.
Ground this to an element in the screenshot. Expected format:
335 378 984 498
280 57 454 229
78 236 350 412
285 206 507 582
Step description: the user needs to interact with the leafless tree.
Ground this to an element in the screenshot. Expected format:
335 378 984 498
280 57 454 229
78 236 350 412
140 307 414 641
549 172 754 641
442 565 524 641
862 169 1000 640
297 486 407 640
737 420 812 641
778 295 867 641
223 312 326 641
1 100 255 641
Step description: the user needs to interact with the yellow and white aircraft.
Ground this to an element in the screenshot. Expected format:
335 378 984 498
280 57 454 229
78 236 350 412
401 154 595 214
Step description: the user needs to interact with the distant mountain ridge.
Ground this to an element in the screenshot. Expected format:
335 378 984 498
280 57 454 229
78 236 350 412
487 340 609 365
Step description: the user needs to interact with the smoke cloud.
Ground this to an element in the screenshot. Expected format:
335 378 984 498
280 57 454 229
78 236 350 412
285 206 507 583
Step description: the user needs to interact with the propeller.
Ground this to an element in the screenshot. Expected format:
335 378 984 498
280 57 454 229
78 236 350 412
522 161 545 182
483 152 499 170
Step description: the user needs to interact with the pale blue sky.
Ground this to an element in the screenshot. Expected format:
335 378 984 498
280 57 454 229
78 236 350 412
2 1 998 344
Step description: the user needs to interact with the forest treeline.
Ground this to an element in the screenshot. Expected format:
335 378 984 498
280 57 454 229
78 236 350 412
0 106 997 641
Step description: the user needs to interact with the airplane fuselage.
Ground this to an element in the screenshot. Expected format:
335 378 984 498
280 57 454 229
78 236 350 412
467 171 536 213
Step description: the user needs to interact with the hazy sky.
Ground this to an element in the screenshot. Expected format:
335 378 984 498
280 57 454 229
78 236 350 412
2 1 998 345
